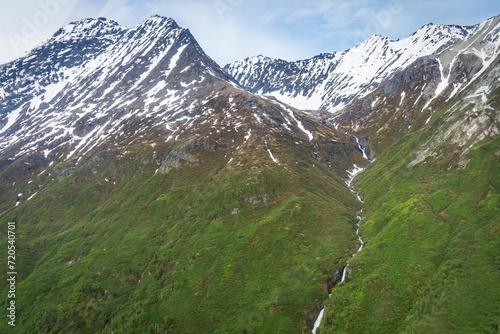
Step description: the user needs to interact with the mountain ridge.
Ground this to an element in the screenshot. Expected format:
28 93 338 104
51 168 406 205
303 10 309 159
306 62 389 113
0 13 498 334
0 15 372 333
0 16 239 161
225 15 500 114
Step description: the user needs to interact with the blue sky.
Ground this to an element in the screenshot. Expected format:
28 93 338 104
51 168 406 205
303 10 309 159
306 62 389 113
1 0 499 66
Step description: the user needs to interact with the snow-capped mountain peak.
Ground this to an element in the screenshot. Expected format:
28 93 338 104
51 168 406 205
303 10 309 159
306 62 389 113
50 17 126 43
225 15 499 113
0 14 327 166
0 16 237 160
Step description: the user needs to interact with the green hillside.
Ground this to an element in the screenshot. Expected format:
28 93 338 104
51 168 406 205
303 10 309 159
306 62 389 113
0 119 365 333
319 83 500 333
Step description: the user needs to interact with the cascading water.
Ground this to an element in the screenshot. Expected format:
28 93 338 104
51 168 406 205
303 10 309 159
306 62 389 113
355 136 368 159
312 137 370 334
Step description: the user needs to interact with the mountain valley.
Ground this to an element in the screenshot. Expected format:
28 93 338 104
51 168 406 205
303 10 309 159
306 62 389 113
0 13 499 333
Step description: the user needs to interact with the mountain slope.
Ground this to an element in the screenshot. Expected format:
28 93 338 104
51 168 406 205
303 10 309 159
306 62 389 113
0 15 237 161
1 13 498 334
225 16 500 114
328 15 500 156
317 25 500 334
0 16 368 333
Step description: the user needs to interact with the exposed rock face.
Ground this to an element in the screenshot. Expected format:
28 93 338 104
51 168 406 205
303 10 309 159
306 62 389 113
156 138 212 174
324 17 500 154
326 268 345 293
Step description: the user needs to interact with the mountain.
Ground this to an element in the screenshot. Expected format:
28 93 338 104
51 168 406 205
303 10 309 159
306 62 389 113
329 15 500 156
225 16 500 114
319 46 500 334
313 16 500 333
0 15 236 161
0 14 499 334
0 16 368 333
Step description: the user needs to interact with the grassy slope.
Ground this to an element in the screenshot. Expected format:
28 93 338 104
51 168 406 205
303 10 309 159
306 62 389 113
319 91 500 332
0 126 362 333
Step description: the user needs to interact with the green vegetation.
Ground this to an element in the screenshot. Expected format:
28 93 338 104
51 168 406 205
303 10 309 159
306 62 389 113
319 94 500 333
0 128 362 333
1 76 498 334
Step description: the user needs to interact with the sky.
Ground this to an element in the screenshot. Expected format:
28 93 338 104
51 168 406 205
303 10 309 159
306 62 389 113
1 0 499 66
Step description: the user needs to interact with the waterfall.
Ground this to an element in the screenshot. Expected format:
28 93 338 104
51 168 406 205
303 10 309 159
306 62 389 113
311 136 370 333
312 308 325 334
355 137 369 160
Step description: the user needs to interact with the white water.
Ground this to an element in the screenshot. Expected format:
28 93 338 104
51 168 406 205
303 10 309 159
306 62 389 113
312 139 369 333
312 308 325 334
355 137 369 160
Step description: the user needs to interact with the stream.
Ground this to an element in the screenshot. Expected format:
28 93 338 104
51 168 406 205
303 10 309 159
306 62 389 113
312 138 369 334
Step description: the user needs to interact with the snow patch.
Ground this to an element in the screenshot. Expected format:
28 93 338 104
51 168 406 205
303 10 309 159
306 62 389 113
265 143 279 164
0 106 22 135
